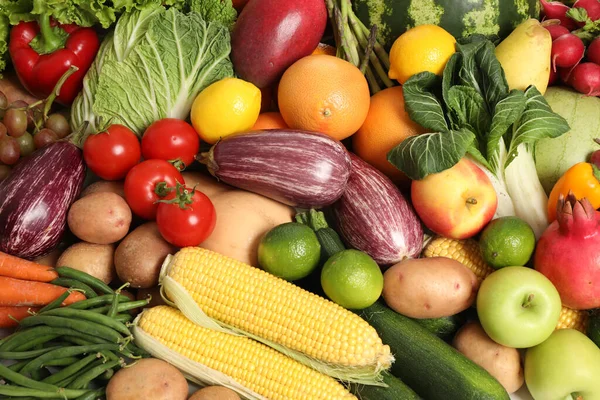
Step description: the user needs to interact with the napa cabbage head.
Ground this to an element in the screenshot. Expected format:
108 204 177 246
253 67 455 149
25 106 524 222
70 5 234 136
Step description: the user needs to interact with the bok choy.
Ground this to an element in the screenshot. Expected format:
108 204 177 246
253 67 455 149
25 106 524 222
387 37 570 239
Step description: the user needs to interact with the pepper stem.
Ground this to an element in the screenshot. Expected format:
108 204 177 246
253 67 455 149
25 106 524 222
31 13 68 55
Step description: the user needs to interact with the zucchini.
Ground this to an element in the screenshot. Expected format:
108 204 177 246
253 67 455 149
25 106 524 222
350 372 421 400
359 302 510 399
296 209 345 261
412 313 464 341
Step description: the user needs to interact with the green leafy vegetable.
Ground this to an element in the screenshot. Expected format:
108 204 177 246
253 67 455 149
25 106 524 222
188 0 236 29
387 38 570 239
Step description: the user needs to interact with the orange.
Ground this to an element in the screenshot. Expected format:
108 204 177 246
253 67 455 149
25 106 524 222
353 86 428 186
252 112 289 130
312 43 336 56
277 55 370 141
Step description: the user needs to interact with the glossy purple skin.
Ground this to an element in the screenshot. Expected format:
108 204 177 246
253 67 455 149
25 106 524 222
0 141 86 259
206 130 351 208
333 153 424 266
231 0 328 88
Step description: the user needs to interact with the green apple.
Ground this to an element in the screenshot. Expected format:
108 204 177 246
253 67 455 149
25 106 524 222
476 266 561 348
525 329 600 400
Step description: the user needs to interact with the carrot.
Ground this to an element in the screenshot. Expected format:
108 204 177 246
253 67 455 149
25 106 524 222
0 251 59 282
0 306 40 328
0 277 86 307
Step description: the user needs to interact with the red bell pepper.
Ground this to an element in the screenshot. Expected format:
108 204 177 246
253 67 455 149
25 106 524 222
8 14 100 106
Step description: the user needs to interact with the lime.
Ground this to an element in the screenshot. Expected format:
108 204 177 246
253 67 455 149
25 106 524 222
320 249 383 310
479 216 536 269
258 222 321 281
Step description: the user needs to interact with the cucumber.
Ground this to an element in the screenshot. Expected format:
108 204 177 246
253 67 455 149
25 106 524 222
413 313 464 341
350 372 421 400
359 302 510 399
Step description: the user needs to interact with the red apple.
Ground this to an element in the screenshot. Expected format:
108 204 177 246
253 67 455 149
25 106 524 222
411 158 498 239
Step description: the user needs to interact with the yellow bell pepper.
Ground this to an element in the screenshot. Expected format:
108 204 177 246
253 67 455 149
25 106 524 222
548 162 600 222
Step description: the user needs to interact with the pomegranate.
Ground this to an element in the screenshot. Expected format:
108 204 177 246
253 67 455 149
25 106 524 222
534 193 600 310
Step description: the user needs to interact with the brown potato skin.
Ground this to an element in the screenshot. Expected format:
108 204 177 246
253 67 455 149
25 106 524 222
106 358 188 400
115 222 177 288
68 192 132 244
453 321 524 393
382 257 477 318
81 181 125 199
188 386 240 400
57 242 116 284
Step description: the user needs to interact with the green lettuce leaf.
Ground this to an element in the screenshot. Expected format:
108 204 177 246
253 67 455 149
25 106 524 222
189 0 236 29
91 7 234 135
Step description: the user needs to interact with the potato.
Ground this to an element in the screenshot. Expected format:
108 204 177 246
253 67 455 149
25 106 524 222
115 222 177 288
453 321 524 393
68 192 132 244
182 171 233 200
81 181 125 199
189 386 240 400
106 358 188 400
382 257 477 319
200 190 294 266
57 242 116 284
137 286 168 308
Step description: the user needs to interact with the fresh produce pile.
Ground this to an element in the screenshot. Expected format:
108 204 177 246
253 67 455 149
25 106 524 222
2 0 600 399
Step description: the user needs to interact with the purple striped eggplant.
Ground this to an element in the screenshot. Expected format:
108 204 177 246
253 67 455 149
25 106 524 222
0 141 86 259
200 130 352 208
333 153 423 266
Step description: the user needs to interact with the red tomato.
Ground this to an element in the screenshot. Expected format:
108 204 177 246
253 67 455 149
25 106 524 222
141 118 200 168
156 185 216 247
124 159 184 220
83 124 141 180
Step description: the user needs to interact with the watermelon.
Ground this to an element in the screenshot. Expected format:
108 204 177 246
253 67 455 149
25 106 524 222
353 0 540 51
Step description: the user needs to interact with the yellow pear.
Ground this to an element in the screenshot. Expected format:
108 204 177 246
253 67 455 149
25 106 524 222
495 19 552 95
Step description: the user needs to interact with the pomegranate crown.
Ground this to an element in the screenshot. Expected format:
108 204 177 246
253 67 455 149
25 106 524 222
556 191 596 232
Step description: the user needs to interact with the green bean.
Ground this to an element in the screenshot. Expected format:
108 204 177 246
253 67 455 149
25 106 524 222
7 360 29 372
31 366 51 381
50 278 98 299
0 363 61 390
0 326 56 351
40 308 131 337
59 332 109 346
0 385 90 399
42 354 100 385
12 334 61 352
0 346 62 360
100 367 114 380
107 291 120 319
54 359 105 388
75 388 105 400
43 357 80 367
67 294 131 310
17 315 126 343
38 290 72 314
56 267 114 295
20 344 121 376
114 313 133 323
88 299 149 314
69 359 121 389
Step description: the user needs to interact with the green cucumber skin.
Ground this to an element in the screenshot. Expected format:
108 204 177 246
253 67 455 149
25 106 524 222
351 372 422 400
360 302 510 400
352 0 540 51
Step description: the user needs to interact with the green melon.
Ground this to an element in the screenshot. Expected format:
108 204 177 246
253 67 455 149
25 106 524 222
353 0 540 51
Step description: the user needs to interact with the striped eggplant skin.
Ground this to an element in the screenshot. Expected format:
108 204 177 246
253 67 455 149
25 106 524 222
204 130 352 208
333 153 424 266
0 142 86 260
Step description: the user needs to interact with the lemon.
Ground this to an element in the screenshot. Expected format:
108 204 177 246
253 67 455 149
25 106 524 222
479 216 536 269
190 77 261 144
388 24 457 85
320 249 383 310
258 222 321 281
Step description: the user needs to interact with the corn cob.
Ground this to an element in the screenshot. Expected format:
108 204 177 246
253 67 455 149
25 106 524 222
134 306 357 400
423 236 495 282
556 306 588 333
159 247 392 384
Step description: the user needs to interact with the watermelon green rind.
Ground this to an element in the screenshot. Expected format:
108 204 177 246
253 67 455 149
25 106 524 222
353 0 540 51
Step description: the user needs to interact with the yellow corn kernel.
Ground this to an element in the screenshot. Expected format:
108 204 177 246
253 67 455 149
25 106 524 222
162 247 392 371
138 306 357 400
423 236 495 282
556 306 588 333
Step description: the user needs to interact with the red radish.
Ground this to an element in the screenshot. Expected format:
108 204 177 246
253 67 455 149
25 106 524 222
548 66 559 86
544 23 571 40
570 62 600 96
540 0 579 30
574 0 600 21
588 37 600 65
551 34 585 69
558 66 575 85
534 193 600 310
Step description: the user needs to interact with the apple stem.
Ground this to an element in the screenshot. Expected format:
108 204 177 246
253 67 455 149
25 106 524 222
522 293 535 308
466 197 478 205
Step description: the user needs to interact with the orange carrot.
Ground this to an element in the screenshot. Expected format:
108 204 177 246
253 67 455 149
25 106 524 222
0 276 86 307
0 306 40 328
0 251 59 282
